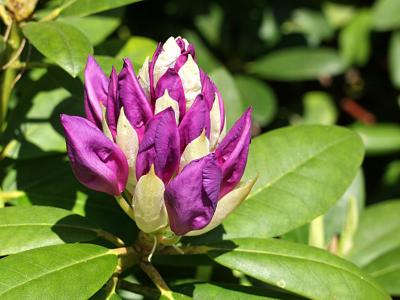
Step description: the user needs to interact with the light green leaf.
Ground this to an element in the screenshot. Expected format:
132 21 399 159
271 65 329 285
209 68 245 128
389 30 400 88
247 48 346 81
0 206 101 256
22 21 93 77
61 0 142 17
59 9 123 46
351 123 400 155
160 291 191 300
235 75 277 127
116 36 157 66
364 246 400 296
339 10 371 66
208 238 390 300
373 0 400 31
222 125 364 239
301 91 338 125
347 200 400 267
0 244 117 299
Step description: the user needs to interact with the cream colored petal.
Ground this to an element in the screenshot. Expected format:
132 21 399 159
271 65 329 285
217 115 227 145
100 102 113 141
133 165 168 233
116 107 139 193
138 56 150 99
209 93 222 150
153 37 181 86
178 55 202 109
180 130 210 170
186 177 257 236
154 90 180 124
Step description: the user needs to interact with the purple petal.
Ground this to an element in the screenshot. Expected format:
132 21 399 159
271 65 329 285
149 43 162 100
118 58 153 139
106 67 119 139
200 70 225 131
136 108 180 183
215 108 252 196
84 55 108 128
60 114 128 195
155 68 186 119
164 154 222 235
178 95 210 152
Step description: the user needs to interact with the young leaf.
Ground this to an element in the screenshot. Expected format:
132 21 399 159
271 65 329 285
0 244 118 299
22 21 93 77
0 206 100 256
222 125 364 239
60 0 143 17
208 238 390 300
247 48 346 81
347 199 400 267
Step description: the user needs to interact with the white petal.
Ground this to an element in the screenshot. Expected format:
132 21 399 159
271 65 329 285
153 37 181 86
186 177 257 236
178 55 202 110
154 90 180 124
100 102 113 141
133 165 168 233
116 107 139 193
138 56 150 100
209 93 222 150
180 130 210 170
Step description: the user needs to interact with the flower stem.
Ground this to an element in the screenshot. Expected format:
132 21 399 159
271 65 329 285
114 195 135 221
118 280 160 299
140 261 171 293
95 229 125 247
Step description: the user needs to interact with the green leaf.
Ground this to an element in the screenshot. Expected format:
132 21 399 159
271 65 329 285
222 125 364 239
194 4 223 47
61 0 143 17
389 31 400 89
247 48 346 81
0 206 101 256
209 68 245 128
351 123 400 155
116 36 157 66
0 244 117 299
372 0 400 31
59 9 123 46
347 200 400 267
300 91 338 125
339 10 371 66
208 238 390 300
160 291 191 300
364 246 400 296
235 75 277 127
22 21 93 77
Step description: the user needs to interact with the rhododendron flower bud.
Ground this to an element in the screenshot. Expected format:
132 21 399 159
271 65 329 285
61 36 255 236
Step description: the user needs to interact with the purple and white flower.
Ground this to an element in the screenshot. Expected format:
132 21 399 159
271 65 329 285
61 37 255 236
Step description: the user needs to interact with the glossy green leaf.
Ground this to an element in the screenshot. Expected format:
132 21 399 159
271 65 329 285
364 246 400 296
339 10 371 66
0 244 117 299
61 0 142 17
208 238 389 300
22 21 93 77
247 48 346 81
373 0 400 31
209 68 245 128
235 75 277 127
222 125 364 239
347 200 400 267
351 123 400 155
59 9 123 46
0 206 100 256
389 31 400 88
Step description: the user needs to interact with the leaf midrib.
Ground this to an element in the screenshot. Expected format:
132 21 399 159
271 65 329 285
0 251 112 296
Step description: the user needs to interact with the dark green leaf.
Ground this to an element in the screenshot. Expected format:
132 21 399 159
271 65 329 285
0 206 99 256
208 238 390 300
61 0 143 17
0 244 117 299
247 48 346 81
222 125 364 239
22 21 93 77
235 75 277 127
347 200 400 267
